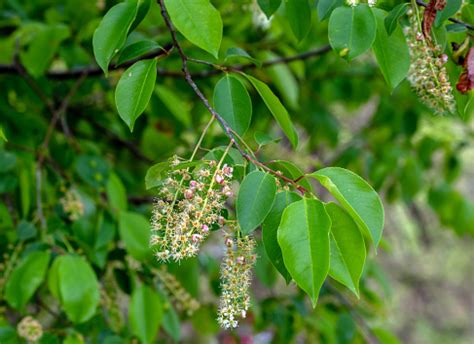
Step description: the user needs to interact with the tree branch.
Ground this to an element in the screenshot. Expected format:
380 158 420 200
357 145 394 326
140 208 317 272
157 0 308 194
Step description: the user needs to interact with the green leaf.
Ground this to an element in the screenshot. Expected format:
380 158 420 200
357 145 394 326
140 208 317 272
164 0 223 58
266 159 313 192
224 47 261 67
254 131 282 147
129 0 152 31
118 211 152 260
435 0 462 27
117 40 163 66
384 3 408 36
328 4 377 60
213 74 252 136
262 191 301 283
325 202 366 297
309 167 384 248
5 251 50 309
155 85 192 127
115 59 157 131
145 161 170 190
243 73 298 148
106 173 127 213
285 0 312 41
257 0 282 18
20 24 70 77
129 285 163 344
56 255 100 323
372 8 410 90
162 301 180 342
237 171 277 235
93 1 138 74
277 198 331 307
318 0 344 21
0 126 7 142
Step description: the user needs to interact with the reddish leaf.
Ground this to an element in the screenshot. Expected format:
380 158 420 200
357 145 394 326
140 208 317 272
422 0 446 44
456 47 474 94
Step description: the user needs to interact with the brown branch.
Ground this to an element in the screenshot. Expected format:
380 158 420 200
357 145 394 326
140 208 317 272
158 0 308 194
416 0 474 30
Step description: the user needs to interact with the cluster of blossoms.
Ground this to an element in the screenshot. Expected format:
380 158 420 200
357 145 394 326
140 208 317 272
17 316 43 342
151 157 233 262
217 230 256 329
404 8 456 115
59 189 84 221
155 266 200 316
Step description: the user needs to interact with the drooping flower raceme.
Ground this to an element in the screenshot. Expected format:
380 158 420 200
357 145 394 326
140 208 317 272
151 157 233 262
404 8 456 115
217 230 256 329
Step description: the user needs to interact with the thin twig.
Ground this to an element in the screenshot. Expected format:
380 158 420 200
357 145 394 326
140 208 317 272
158 0 308 194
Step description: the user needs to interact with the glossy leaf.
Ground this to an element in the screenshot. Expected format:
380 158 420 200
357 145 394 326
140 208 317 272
106 173 127 213
243 73 299 148
326 202 366 297
318 0 344 21
277 198 331 307
164 0 222 58
310 167 384 248
262 191 301 283
56 255 100 323
384 3 408 35
156 85 192 126
267 159 313 192
285 0 312 41
264 51 299 109
213 74 252 136
328 5 377 60
119 211 152 260
237 171 277 235
129 285 163 344
117 40 163 66
93 1 138 74
257 0 282 18
372 8 410 90
435 0 462 27
129 0 152 31
115 59 157 131
224 47 261 67
5 251 50 309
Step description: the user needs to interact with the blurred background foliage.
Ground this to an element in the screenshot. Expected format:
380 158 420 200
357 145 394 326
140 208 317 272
0 0 473 343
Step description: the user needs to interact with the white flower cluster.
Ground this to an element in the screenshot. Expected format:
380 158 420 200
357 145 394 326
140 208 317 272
217 231 256 329
347 0 376 7
60 189 84 221
405 9 456 114
151 157 233 262
17 316 43 342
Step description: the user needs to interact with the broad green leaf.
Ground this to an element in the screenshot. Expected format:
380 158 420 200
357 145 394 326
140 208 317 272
115 59 157 131
328 5 376 60
277 198 331 307
435 0 462 27
117 40 163 65
129 285 163 344
224 47 261 67
162 300 180 342
164 0 223 58
5 251 50 309
20 24 70 77
384 3 408 35
318 0 344 21
106 173 127 213
213 74 252 136
267 160 313 192
155 85 192 127
254 131 281 147
325 202 366 297
309 167 384 248
257 0 282 18
372 9 410 90
254 239 278 288
129 0 152 31
93 0 138 74
56 255 100 323
145 161 170 189
243 74 298 148
119 211 152 260
285 0 312 41
237 171 277 235
263 51 299 109
462 4 474 24
262 191 301 283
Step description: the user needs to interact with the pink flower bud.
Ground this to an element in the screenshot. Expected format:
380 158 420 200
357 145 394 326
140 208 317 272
192 234 202 243
440 54 448 64
189 180 198 189
201 224 209 234
225 237 233 247
218 216 226 226
184 189 194 199
222 186 233 197
237 256 245 265
215 174 225 185
222 164 233 177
